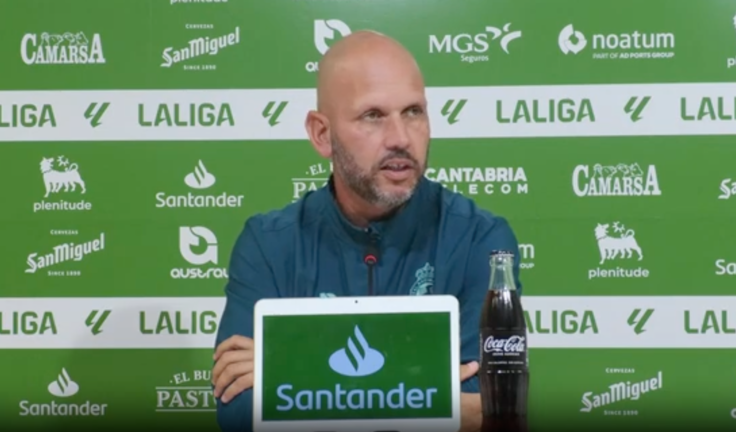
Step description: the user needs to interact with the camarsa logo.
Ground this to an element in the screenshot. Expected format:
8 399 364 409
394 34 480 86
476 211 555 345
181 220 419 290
20 31 106 65
572 163 661 197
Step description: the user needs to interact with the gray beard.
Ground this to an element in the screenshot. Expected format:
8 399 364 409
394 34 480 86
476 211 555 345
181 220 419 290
331 139 419 209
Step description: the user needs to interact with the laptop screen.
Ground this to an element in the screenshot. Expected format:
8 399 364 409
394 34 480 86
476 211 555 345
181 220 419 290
260 311 453 422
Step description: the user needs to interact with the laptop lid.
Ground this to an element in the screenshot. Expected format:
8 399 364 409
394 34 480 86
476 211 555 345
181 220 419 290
252 295 461 432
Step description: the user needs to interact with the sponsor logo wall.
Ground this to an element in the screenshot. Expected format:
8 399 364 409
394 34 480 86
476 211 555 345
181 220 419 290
1 0 735 430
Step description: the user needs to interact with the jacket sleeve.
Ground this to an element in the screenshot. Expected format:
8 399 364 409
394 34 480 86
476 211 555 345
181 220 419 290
214 217 279 432
458 216 523 393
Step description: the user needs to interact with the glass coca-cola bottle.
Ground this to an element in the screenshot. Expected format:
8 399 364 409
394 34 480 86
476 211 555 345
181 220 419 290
479 250 529 432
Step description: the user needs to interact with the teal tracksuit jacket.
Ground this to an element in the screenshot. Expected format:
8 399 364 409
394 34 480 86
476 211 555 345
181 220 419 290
214 175 523 431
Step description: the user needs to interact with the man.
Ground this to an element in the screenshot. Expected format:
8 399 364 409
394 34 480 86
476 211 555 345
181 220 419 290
211 30 523 432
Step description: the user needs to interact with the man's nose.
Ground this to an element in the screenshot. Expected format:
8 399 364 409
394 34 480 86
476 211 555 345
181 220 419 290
384 115 411 148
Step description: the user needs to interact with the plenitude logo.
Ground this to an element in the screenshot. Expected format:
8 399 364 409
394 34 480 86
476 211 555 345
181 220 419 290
33 155 93 212
155 160 244 209
263 314 451 421
589 221 649 280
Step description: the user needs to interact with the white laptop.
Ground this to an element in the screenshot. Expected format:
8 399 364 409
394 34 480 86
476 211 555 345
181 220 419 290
252 295 461 432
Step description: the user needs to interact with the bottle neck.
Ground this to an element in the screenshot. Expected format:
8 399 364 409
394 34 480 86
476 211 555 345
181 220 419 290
488 254 516 291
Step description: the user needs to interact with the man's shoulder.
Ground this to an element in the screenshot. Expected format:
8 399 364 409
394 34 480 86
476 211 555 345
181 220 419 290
240 189 326 242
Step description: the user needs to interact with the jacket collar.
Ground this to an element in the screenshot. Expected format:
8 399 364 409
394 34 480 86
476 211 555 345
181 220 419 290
321 174 437 249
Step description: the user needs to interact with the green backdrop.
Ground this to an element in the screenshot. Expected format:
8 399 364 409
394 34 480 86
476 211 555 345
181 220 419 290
2 0 736 430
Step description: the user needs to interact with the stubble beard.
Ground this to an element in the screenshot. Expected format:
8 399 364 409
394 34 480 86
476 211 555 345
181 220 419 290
331 138 425 210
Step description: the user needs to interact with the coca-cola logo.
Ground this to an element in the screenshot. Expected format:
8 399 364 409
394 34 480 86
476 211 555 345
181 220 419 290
483 335 526 353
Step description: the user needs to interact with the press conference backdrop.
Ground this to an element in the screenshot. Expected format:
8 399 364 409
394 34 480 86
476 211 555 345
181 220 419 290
2 0 736 430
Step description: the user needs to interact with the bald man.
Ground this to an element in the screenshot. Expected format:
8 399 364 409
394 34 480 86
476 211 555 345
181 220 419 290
211 31 523 432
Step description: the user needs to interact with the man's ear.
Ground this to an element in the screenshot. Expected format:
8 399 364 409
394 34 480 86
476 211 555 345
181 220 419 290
305 110 332 158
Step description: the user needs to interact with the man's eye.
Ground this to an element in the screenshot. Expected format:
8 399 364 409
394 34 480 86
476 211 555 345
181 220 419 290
408 107 423 116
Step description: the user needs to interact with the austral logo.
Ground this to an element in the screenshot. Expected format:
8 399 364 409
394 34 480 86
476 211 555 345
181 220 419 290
307 20 351 72
21 31 106 65
274 325 441 413
171 226 227 279
572 163 661 197
589 221 649 280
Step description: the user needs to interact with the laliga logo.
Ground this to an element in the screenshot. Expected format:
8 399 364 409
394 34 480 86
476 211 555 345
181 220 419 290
483 335 526 353
329 325 385 377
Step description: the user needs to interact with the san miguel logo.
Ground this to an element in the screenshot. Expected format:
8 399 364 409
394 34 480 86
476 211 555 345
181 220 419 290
572 163 661 197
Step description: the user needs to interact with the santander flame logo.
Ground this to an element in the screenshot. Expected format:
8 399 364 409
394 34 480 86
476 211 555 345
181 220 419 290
328 325 385 377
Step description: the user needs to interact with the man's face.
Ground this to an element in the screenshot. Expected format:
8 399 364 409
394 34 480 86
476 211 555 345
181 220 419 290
329 67 430 209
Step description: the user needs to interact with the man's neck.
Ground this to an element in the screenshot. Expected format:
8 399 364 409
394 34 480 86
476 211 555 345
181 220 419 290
331 177 401 228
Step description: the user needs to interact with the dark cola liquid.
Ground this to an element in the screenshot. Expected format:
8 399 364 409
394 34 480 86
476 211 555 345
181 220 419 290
479 288 529 432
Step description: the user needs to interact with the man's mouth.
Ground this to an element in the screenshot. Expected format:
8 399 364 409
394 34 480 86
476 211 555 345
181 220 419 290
380 159 413 172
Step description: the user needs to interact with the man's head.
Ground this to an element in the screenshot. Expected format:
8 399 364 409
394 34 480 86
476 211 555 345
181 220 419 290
305 30 430 217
